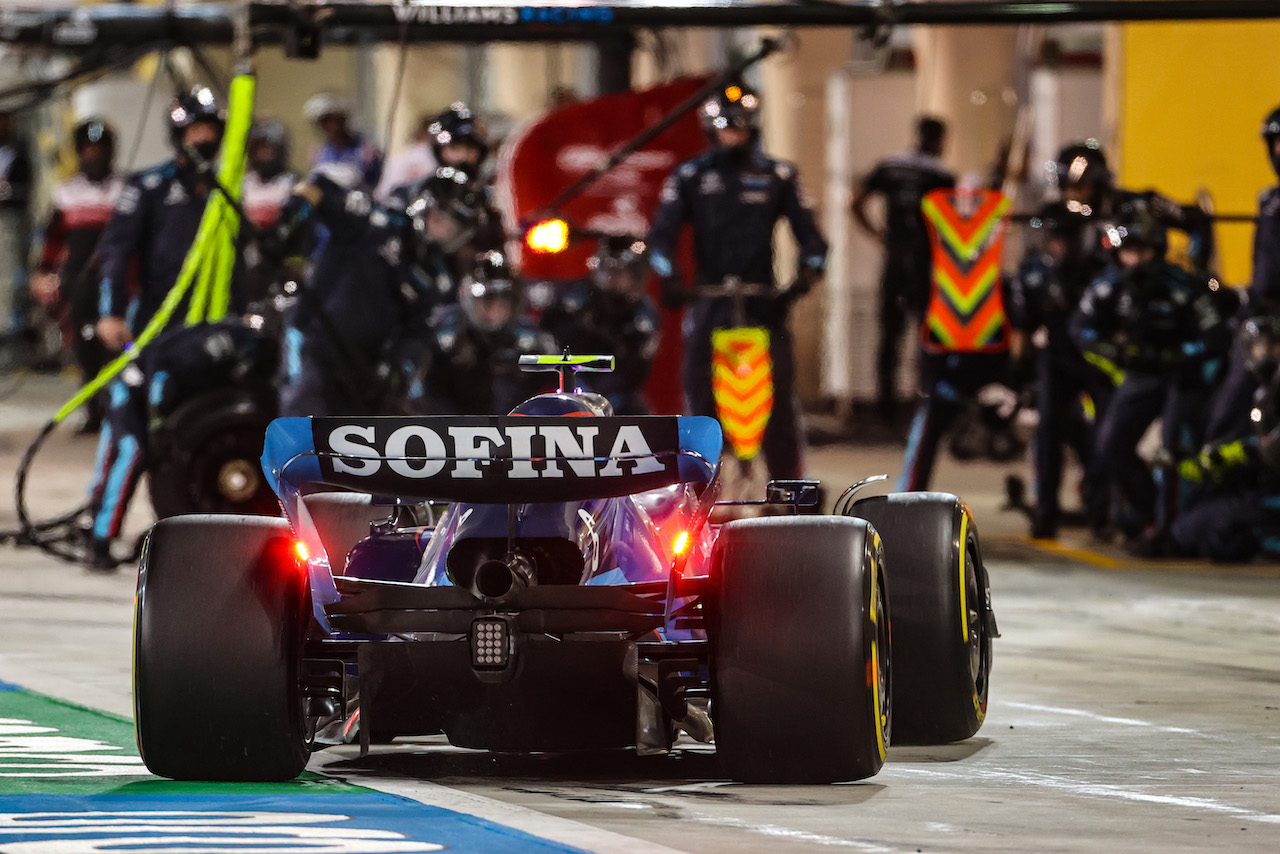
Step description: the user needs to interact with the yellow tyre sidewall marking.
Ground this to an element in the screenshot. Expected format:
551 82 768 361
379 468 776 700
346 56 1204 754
958 509 969 642
869 531 887 763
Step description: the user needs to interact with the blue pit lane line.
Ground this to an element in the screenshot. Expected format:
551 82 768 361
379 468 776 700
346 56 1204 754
0 682 591 853
0 793 592 852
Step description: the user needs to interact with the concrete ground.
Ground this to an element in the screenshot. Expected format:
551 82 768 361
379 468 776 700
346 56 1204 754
1 373 1278 852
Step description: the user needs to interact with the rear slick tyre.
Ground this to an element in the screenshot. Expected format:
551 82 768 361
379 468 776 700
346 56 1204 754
710 516 890 783
851 492 992 745
134 515 312 781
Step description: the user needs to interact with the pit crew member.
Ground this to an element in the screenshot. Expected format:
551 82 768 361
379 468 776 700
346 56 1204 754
647 83 828 479
851 116 956 425
535 234 660 415
31 118 123 432
419 250 555 415
1070 202 1231 550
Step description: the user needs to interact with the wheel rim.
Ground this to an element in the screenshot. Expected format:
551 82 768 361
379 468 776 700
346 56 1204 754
217 458 261 502
190 429 275 513
964 539 989 699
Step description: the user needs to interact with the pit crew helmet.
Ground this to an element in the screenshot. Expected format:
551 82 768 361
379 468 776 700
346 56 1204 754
1101 198 1168 257
303 92 351 124
1050 141 1111 199
460 250 520 334
73 118 116 155
428 103 489 166
169 85 225 147
1262 105 1280 180
407 166 489 256
73 118 116 180
1241 313 1280 379
699 84 761 138
168 85 225 170
248 119 290 180
587 234 649 298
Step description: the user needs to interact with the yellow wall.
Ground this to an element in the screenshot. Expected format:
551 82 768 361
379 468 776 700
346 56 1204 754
1118 22 1280 287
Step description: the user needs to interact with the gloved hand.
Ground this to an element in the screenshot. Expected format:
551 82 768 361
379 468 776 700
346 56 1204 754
793 265 822 296
1176 454 1208 484
1177 440 1249 484
659 276 690 310
777 266 822 310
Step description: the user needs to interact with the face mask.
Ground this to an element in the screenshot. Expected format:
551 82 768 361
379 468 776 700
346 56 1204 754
80 156 110 182
185 140 220 171
252 157 285 181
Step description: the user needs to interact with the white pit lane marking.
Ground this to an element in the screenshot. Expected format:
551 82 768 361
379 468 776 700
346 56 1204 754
0 811 445 853
681 813 898 852
1002 701 1201 735
893 766 1280 825
0 719 148 778
308 762 691 854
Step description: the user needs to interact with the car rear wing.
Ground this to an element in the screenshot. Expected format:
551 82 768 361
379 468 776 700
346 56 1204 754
262 415 723 506
262 414 721 632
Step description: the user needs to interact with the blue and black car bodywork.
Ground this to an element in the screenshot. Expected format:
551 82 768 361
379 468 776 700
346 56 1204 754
133 357 997 784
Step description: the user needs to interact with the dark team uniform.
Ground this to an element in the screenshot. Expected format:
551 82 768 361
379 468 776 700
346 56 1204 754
535 278 660 415
1 133 32 334
240 169 296 305
97 161 232 334
278 170 435 417
419 303 555 415
383 175 506 308
647 148 828 479
1171 418 1280 561
87 322 268 543
1007 208 1111 535
37 173 124 414
1070 261 1231 534
88 158 246 555
860 151 956 416
1205 187 1280 443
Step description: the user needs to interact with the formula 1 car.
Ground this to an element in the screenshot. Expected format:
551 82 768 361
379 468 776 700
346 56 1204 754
133 355 997 784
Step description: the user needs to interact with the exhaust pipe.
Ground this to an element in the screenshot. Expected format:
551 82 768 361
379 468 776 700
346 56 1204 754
471 552 535 604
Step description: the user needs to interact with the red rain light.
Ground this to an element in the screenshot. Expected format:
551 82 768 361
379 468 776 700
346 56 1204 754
673 530 690 556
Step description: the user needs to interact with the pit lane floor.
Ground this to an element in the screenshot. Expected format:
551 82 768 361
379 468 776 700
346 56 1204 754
1 375 1279 852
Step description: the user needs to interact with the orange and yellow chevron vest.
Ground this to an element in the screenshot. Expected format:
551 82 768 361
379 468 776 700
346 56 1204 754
711 327 773 460
920 188 1011 354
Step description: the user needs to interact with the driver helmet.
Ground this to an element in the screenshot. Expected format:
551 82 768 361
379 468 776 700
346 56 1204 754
510 392 612 417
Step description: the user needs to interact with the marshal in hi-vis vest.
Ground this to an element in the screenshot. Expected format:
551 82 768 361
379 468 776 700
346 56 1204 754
920 188 1011 354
